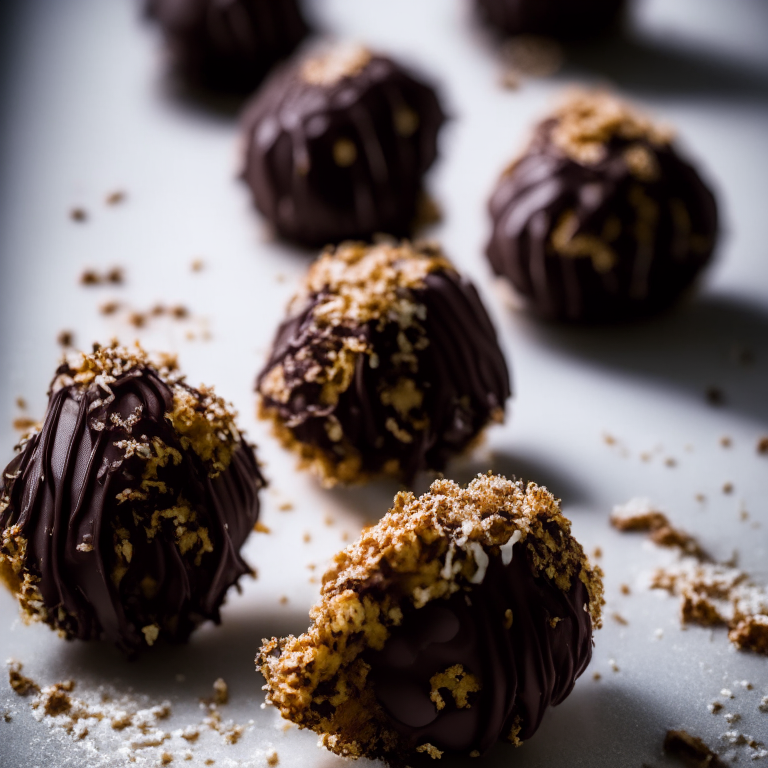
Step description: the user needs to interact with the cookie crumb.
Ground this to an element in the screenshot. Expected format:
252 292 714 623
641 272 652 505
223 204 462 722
57 330 75 348
708 701 723 714
722 482 733 494
279 595 288 605
70 207 87 222
720 437 732 448
609 659 619 672
592 672 601 681
266 748 279 766
160 753 173 765
757 437 768 455
592 547 602 559
620 584 631 595
665 457 677 468
254 521 271 534
278 502 293 512
664 729 726 767
105 191 126 206
611 613 628 625
7 660 40 696
191 259 205 272
302 532 311 543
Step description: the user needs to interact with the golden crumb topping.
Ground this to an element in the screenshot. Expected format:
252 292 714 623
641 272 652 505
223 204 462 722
549 90 674 166
301 44 373 87
295 240 451 328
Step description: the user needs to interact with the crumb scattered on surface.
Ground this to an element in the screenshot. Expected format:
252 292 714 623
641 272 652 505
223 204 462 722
70 207 87 222
664 729 726 767
7 660 40 696
611 612 628 625
191 259 205 272
57 330 75 348
277 502 293 512
709 701 723 714
609 659 619 672
620 584 631 595
593 672 601 681
254 521 271 534
720 437 732 448
664 457 677 468
79 267 124 286
616 499 768 655
105 191 126 206
265 748 279 766
592 547 602 559
757 437 768 455
302 532 311 543
722 483 733 494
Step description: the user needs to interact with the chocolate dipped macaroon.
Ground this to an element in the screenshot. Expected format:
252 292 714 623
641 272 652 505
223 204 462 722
146 0 309 93
240 45 446 246
486 91 719 323
0 343 264 655
474 0 627 40
256 240 511 486
258 473 604 764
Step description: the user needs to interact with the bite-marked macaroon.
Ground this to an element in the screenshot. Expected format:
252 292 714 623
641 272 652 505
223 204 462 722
257 474 603 764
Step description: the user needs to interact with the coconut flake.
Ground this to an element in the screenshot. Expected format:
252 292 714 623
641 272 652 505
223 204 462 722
500 529 522 566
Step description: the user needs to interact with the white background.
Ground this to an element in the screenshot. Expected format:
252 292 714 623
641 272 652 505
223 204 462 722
0 0 767 766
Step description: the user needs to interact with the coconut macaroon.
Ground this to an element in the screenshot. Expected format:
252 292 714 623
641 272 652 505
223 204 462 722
486 90 718 322
240 44 446 246
0 342 264 655
257 474 603 764
256 240 511 486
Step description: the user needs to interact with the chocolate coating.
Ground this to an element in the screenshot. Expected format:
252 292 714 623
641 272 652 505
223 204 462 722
486 93 718 322
257 243 510 484
475 0 626 39
370 550 592 756
146 0 309 93
240 47 446 246
0 349 264 654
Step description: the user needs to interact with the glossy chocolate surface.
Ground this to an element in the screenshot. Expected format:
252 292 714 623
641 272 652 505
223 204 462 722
486 116 718 322
258 267 510 482
369 550 593 757
241 52 445 246
0 363 264 654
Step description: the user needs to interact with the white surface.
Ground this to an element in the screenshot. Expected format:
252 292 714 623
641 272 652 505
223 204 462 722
1 0 767 766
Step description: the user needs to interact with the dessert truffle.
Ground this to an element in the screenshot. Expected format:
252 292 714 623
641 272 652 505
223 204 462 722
0 343 264 654
258 474 604 764
256 240 510 485
474 0 626 40
240 45 445 246
146 0 309 93
486 91 718 322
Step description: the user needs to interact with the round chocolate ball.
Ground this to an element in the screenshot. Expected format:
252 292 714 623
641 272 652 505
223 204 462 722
474 0 626 39
256 241 511 485
258 474 604 763
486 91 719 322
240 45 446 246
0 343 264 654
146 0 309 92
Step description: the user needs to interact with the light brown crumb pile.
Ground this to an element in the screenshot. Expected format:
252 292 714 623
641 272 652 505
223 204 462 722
257 240 453 487
612 498 768 655
5 662 255 764
257 474 603 763
664 729 726 767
